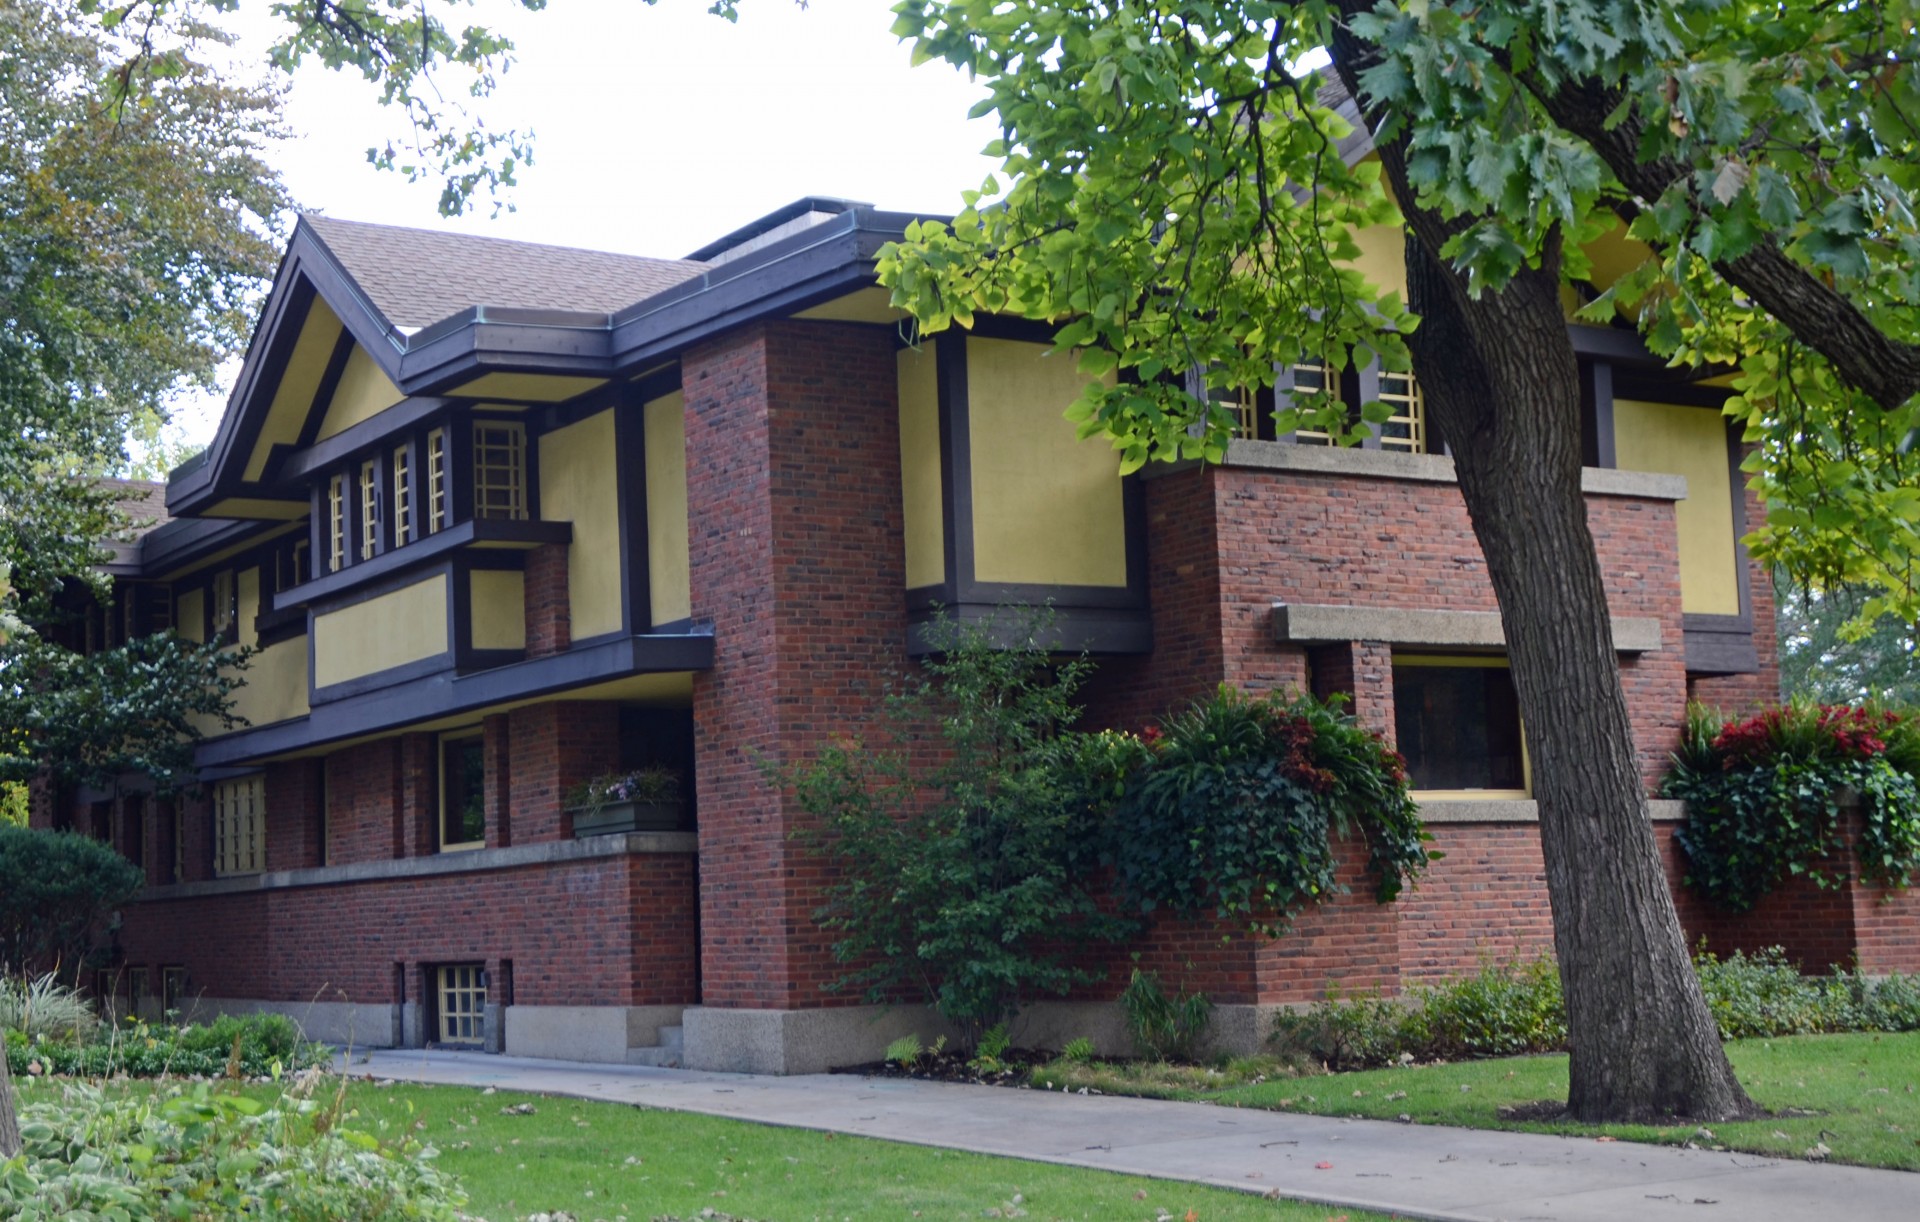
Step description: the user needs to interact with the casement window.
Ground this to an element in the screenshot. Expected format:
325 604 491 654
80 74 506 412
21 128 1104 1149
392 445 413 546
212 774 266 876
1284 361 1431 454
161 966 187 1015
438 731 486 851
472 422 528 520
1392 655 1528 796
359 459 380 561
435 964 487 1046
128 968 149 1013
278 538 310 593
151 583 172 633
426 429 448 534
210 569 236 639
122 796 145 870
327 474 346 573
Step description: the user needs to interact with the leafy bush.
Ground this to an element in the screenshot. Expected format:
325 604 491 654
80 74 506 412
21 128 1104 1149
1111 686 1432 936
0 1075 466 1220
793 620 1138 1046
884 1034 923 1069
1271 951 1920 1068
0 973 96 1042
1120 968 1212 1061
6 1013 329 1079
0 825 144 974
1665 699 1920 910
1060 1036 1096 1063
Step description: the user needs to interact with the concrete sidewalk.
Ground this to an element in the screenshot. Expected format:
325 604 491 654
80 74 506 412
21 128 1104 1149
351 1048 1911 1222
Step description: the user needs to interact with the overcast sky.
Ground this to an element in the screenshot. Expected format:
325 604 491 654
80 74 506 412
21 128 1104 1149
168 0 1000 445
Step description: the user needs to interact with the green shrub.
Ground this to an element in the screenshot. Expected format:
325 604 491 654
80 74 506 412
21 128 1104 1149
792 618 1137 1047
0 1076 466 1220
1270 989 1414 1071
6 1013 329 1079
0 825 145 975
1120 968 1212 1061
1061 1036 1097 1063
1111 686 1432 936
1402 958 1565 1059
884 1034 923 1069
1665 699 1920 911
0 972 97 1042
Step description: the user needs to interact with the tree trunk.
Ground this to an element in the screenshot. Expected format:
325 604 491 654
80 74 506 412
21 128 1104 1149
1328 36 1754 1122
0 1038 21 1158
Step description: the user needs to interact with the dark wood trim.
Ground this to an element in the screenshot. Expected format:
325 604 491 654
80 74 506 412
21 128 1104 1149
274 518 571 612
277 397 454 483
310 652 456 705
616 398 651 633
1684 627 1761 675
295 330 358 452
1610 375 1734 409
195 628 717 768
935 334 969 606
1580 359 1617 469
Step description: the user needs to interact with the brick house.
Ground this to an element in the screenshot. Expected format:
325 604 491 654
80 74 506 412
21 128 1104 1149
37 185 1907 1074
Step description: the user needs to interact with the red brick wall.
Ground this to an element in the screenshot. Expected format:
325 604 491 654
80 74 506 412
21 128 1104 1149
683 319 907 1010
524 542 571 657
265 760 324 872
1399 823 1557 981
325 740 403 865
116 853 699 1012
505 701 620 842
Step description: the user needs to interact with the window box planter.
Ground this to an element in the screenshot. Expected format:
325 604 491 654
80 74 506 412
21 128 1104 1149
570 799 687 837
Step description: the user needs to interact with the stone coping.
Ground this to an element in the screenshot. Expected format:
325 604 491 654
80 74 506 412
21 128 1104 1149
138 830 697 901
1202 438 1689 500
1274 602 1664 654
1419 798 1686 823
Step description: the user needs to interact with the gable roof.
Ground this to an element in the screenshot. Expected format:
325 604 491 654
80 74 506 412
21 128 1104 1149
301 215 706 333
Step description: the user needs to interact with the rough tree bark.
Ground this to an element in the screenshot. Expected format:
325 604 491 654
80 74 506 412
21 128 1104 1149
0 1041 20 1158
1328 37 1754 1121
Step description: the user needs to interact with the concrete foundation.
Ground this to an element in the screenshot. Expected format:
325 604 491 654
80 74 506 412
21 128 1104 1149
502 1004 687 1063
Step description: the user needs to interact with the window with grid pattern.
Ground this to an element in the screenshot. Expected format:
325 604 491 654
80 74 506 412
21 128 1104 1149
359 460 379 560
436 964 487 1045
426 429 447 533
1287 361 1339 445
392 445 412 546
472 422 527 520
327 475 346 572
210 570 235 638
1376 370 1428 453
213 775 265 876
162 966 187 1014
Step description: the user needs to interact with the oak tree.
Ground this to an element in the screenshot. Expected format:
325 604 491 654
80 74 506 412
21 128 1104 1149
877 0 1918 1121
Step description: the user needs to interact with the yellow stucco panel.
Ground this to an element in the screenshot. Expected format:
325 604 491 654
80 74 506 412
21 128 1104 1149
312 574 449 688
1614 399 1741 616
242 299 344 483
644 391 692 626
897 342 946 589
315 344 405 441
175 589 204 644
469 569 528 650
539 408 625 638
966 337 1128 588
447 372 608 401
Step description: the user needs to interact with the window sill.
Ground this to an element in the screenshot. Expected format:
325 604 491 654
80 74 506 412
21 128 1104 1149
1201 439 1689 501
1418 798 1687 823
273 516 571 612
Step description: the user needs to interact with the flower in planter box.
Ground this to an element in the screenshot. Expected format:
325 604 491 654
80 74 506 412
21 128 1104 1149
564 766 683 816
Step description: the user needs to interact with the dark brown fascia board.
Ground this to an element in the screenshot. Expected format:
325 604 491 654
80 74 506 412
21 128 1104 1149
191 625 716 768
270 517 572 612
168 220 413 520
165 208 931 538
137 516 268 579
275 396 455 482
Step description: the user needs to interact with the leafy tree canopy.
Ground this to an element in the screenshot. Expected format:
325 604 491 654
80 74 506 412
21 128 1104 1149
879 0 1920 625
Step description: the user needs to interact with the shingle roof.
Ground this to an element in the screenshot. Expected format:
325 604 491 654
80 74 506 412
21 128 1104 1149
97 478 170 537
301 215 707 332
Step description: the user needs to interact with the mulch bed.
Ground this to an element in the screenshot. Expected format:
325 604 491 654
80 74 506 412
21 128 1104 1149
835 1046 1054 1087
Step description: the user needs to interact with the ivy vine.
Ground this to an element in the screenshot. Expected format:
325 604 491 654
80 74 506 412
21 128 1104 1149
1110 685 1434 937
1664 701 1920 912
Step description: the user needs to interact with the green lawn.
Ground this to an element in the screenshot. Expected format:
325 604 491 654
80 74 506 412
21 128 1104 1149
16 1075 1389 1222
1040 1031 1920 1171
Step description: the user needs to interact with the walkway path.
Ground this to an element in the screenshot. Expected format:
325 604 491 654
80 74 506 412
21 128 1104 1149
353 1048 1911 1222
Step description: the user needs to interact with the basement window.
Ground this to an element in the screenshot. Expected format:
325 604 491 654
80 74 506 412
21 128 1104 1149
435 964 487 1047
1392 655 1528 797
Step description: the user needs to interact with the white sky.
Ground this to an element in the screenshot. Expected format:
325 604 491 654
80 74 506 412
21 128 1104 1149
167 0 1002 447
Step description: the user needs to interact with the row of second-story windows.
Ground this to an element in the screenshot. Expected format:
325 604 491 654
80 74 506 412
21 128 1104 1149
1221 364 1433 454
60 582 174 656
319 419 529 577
